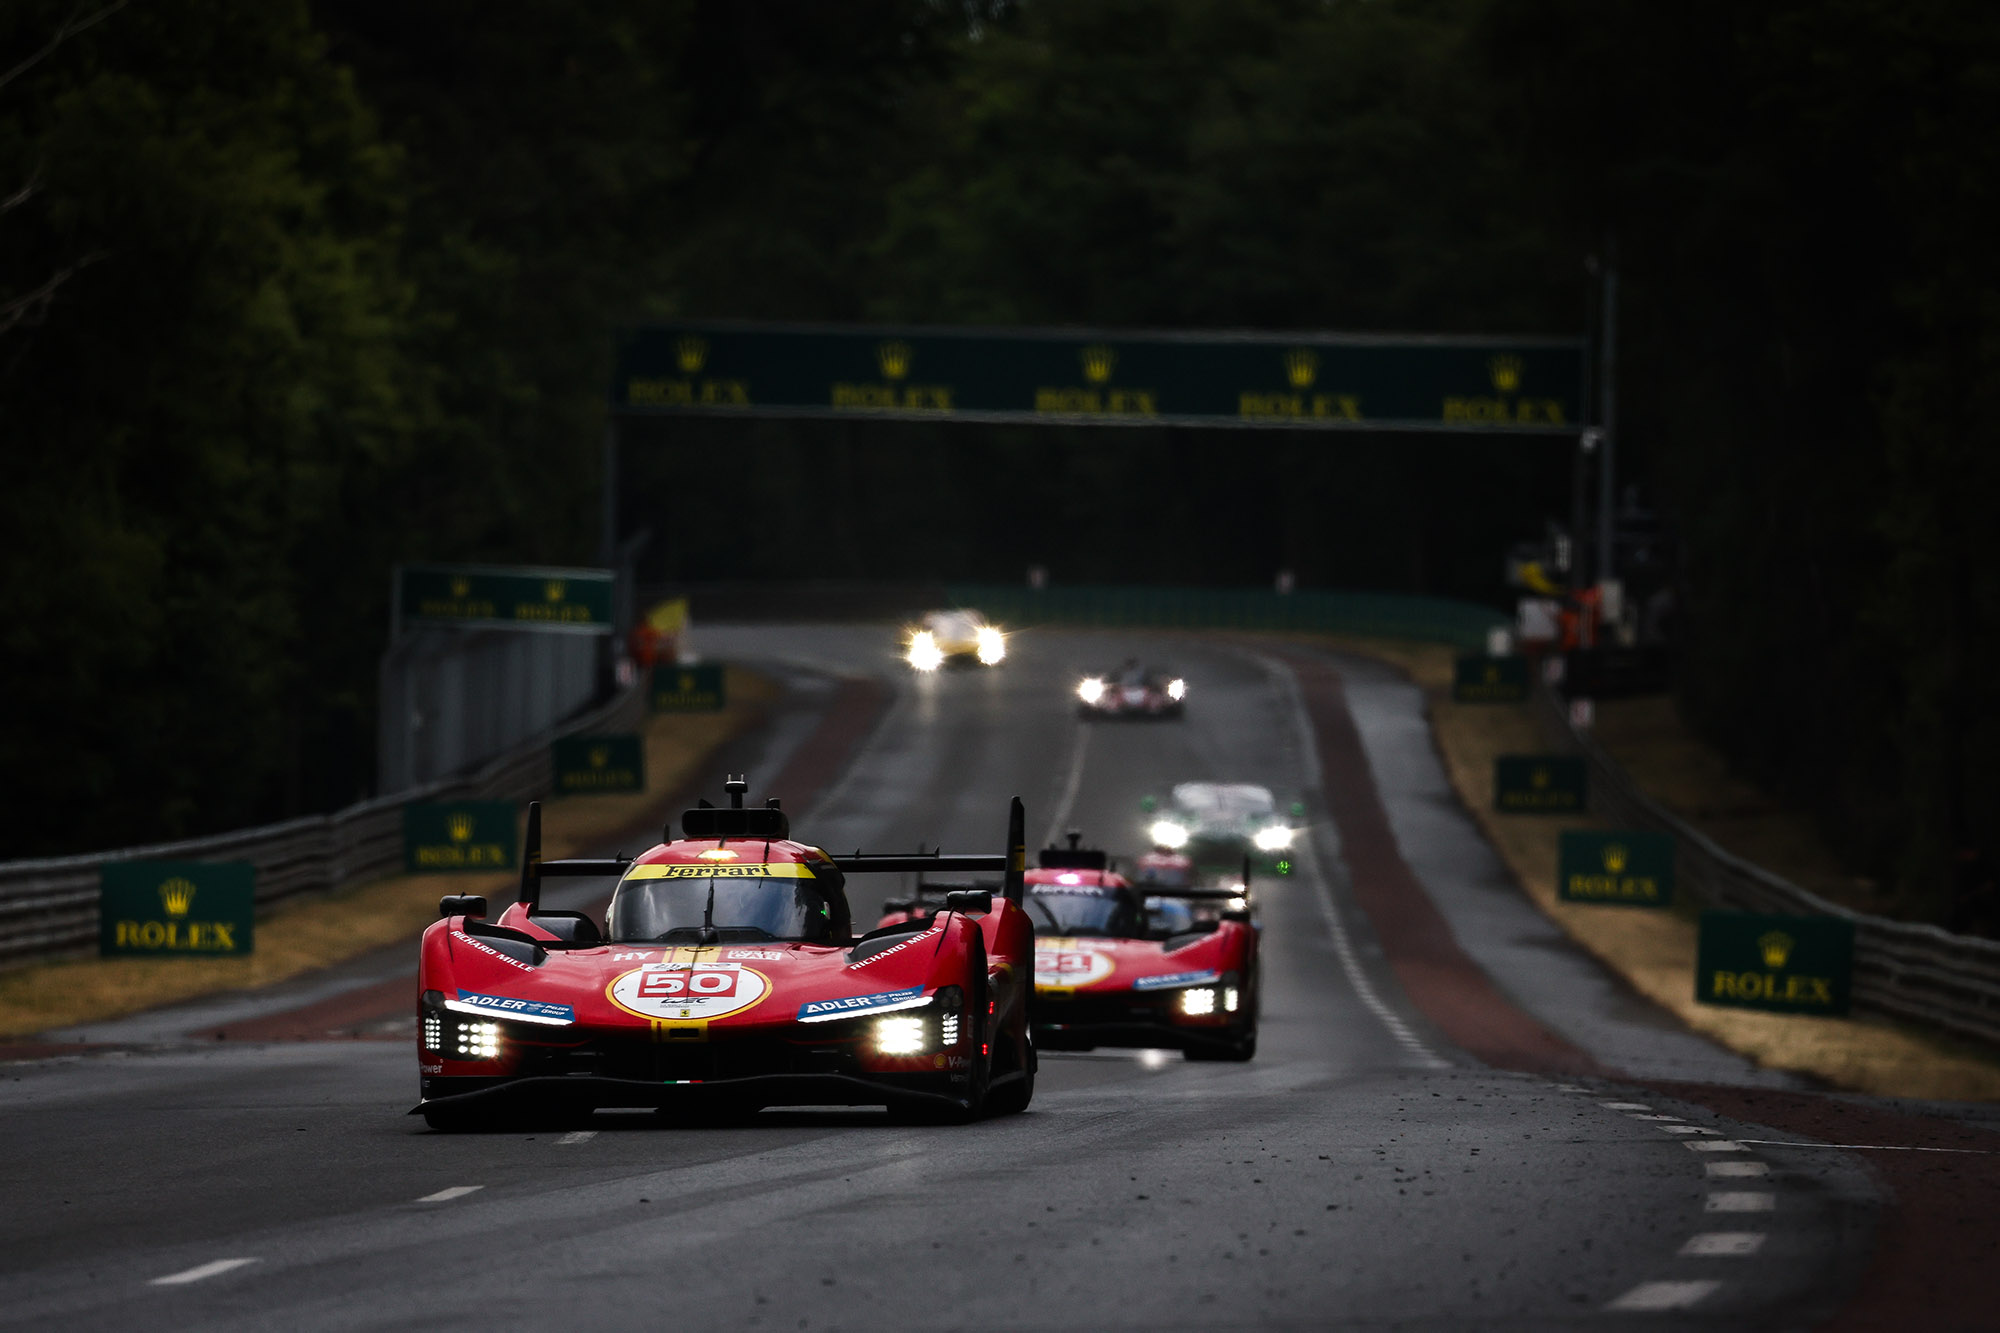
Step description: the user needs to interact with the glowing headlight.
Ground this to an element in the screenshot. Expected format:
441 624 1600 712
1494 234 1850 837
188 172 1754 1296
1179 988 1218 1016
940 1012 961 1047
454 1021 502 1060
422 1015 444 1051
1226 896 1247 913
908 632 943 672
1224 987 1241 1013
1254 825 1295 852
874 1015 927 1055
975 626 1005 665
1150 820 1189 849
1167 678 1186 700
1077 677 1106 703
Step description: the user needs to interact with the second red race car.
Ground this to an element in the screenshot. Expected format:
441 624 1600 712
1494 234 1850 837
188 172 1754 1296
412 778 1036 1129
1023 837 1258 1061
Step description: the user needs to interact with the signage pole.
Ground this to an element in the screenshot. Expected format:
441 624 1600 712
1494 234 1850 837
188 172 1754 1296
599 419 620 569
1596 239 1618 587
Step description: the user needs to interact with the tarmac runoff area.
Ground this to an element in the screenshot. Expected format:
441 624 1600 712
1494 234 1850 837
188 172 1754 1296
1 625 1993 1328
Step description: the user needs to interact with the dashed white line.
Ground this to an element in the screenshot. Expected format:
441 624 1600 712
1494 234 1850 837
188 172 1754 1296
417 1185 484 1203
151 1258 259 1286
1256 651 1448 1070
1554 1083 1592 1093
1040 723 1094 848
1730 1138 1997 1154
1680 1232 1767 1257
1660 1125 1718 1135
1606 1280 1720 1312
1686 1139 1749 1153
1599 1101 1651 1111
557 1130 598 1145
1631 1113 1683 1121
1706 1191 1776 1213
1705 1160 1771 1178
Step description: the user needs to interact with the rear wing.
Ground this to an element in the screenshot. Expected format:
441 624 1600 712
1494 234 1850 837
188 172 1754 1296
1136 854 1256 903
511 788 1029 911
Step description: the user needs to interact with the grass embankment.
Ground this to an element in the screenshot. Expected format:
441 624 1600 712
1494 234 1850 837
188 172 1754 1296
0 667 777 1040
1325 637 2000 1102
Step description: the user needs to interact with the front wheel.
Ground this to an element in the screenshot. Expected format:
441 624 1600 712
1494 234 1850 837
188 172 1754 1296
985 1033 1036 1116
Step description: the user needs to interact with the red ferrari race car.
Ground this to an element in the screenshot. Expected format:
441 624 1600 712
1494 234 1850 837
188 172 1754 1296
413 778 1037 1130
1074 659 1186 720
1023 839 1258 1061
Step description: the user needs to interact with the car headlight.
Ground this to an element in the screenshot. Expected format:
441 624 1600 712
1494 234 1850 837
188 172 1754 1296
1167 678 1186 700
908 632 943 671
975 626 1005 664
1254 825 1295 852
1179 988 1218 1016
454 1021 503 1060
874 1015 928 1055
1077 677 1106 703
1150 820 1189 849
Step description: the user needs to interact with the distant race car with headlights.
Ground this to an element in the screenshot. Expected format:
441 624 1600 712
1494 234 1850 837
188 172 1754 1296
1075 660 1186 719
1142 781 1301 876
1018 839 1258 1061
906 609 1006 670
413 779 1037 1129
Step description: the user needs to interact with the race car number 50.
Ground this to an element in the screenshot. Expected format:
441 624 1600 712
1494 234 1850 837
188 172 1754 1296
608 963 770 1021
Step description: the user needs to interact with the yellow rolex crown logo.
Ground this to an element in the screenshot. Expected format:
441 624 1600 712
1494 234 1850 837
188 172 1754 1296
1081 345 1116 385
589 745 610 768
1489 354 1524 394
448 812 476 843
1758 931 1794 969
1603 843 1628 874
877 340 912 381
679 671 696 692
1483 664 1501 684
544 579 565 602
158 877 197 917
1284 349 1318 389
1531 766 1550 789
675 335 708 374
450 576 471 598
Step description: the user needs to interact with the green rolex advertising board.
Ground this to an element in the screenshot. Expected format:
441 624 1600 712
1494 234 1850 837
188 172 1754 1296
650 663 726 713
1494 755 1587 814
397 563 614 634
552 734 646 795
1558 830 1675 907
404 800 518 873
1452 654 1531 703
1696 911 1853 1016
100 861 255 956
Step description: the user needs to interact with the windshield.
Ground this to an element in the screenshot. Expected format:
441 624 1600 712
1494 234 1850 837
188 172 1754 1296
1026 886 1142 938
609 876 836 943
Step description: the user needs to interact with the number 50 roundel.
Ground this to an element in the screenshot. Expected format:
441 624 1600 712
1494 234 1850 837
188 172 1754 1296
608 963 770 1020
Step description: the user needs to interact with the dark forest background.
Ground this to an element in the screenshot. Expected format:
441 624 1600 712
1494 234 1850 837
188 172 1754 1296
3 0 1995 923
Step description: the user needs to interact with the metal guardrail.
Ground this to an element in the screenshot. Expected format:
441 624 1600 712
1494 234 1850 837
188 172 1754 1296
1533 679 2000 1047
952 584 1507 649
0 683 647 967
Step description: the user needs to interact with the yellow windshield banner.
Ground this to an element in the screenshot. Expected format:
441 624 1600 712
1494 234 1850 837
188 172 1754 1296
624 863 817 881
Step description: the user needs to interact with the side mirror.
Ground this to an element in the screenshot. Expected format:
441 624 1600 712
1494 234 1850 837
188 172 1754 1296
944 889 994 914
439 894 487 920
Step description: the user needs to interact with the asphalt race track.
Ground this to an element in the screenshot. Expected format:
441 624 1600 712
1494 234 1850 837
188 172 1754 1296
6 624 1974 1330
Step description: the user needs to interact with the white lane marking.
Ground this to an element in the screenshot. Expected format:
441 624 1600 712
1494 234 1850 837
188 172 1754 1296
1660 1125 1717 1135
1680 1232 1766 1257
1600 1101 1651 1110
1040 723 1094 848
1606 1280 1720 1312
1686 1139 1748 1153
1256 651 1448 1070
1631 1113 1683 1120
1730 1138 1998 1154
1706 1191 1776 1213
151 1258 259 1286
417 1185 484 1203
1554 1084 1592 1092
557 1130 598 1145
1706 1160 1771 1178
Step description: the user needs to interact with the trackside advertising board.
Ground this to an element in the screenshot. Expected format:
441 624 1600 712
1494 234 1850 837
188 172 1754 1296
101 861 254 956
552 734 646 795
397 563 614 634
1493 756 1587 814
614 323 1584 435
1452 654 1530 703
1696 912 1853 1016
1558 830 1674 907
651 663 725 712
405 801 518 873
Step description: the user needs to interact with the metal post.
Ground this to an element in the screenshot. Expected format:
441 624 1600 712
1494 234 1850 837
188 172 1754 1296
599 419 620 569
1597 241 1618 587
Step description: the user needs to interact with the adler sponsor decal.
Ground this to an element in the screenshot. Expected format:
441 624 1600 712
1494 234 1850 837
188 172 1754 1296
453 931 537 971
450 990 576 1025
1133 969 1221 991
796 987 929 1022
